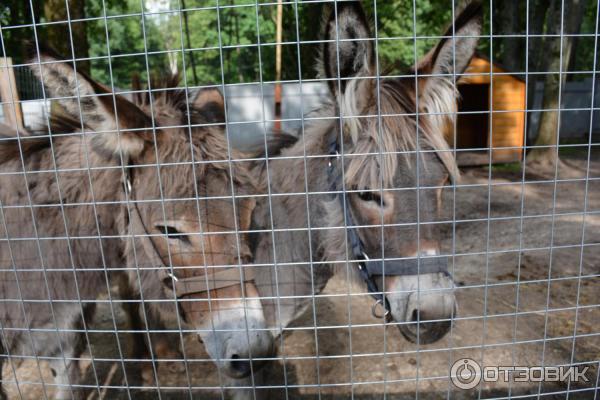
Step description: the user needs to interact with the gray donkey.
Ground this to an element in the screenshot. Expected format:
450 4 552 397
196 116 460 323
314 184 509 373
0 50 272 399
251 1 482 345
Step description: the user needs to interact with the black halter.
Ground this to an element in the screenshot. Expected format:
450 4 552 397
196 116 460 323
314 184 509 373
326 125 451 320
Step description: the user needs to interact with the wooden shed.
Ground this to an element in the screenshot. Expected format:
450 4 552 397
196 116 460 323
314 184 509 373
449 54 526 165
0 58 24 130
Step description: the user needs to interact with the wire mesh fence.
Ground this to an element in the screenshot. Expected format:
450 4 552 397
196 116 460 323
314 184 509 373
0 0 598 399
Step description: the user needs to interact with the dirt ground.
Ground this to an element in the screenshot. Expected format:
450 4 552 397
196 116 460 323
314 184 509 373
3 150 599 399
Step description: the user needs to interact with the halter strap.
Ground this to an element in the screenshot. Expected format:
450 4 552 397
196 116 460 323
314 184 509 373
364 257 449 276
326 124 451 320
124 167 254 298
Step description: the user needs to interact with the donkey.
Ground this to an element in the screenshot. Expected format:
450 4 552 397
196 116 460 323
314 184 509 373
0 51 272 399
251 2 482 344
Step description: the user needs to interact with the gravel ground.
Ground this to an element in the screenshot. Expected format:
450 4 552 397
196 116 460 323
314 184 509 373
3 151 599 399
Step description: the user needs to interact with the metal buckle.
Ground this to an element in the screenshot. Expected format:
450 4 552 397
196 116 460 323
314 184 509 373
371 299 390 319
328 151 340 168
167 271 179 282
125 177 132 195
358 252 370 271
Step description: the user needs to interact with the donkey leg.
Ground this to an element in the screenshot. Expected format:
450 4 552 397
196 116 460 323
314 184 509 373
122 295 150 361
50 355 80 400
153 332 185 374
140 308 185 385
116 276 159 385
116 275 148 360
123 299 162 386
50 305 93 400
117 277 184 382
50 335 84 400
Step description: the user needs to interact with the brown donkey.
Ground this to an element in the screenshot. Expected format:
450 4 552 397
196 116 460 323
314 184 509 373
252 1 481 344
0 51 272 399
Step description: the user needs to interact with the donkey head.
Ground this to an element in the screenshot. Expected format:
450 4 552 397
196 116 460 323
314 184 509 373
31 51 273 378
322 2 481 343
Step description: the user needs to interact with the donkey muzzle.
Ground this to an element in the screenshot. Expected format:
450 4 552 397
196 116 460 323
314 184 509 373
397 284 456 344
199 298 274 379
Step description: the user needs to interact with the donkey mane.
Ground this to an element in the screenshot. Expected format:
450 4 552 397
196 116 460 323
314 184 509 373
128 74 255 186
0 133 50 164
312 77 458 192
312 3 469 190
132 73 225 128
0 114 82 165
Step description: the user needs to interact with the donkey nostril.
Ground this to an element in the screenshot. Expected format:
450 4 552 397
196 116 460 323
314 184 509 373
411 309 420 322
228 354 252 377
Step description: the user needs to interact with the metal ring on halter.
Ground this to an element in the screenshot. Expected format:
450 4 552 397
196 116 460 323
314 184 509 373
167 272 179 282
371 299 390 319
125 177 132 195
328 151 340 168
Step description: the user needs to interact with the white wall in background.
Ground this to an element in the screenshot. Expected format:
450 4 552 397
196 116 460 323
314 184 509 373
224 82 329 148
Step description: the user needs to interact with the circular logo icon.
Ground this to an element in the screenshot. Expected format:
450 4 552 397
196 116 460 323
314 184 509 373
450 358 481 389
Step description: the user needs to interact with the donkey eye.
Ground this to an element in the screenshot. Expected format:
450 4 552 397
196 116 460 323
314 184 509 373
358 191 384 205
157 225 191 244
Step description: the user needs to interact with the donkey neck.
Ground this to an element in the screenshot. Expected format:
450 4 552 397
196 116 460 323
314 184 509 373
0 131 126 233
50 135 126 205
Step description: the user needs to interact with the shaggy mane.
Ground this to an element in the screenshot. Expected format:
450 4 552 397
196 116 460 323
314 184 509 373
314 3 463 190
341 78 459 191
130 74 256 189
131 73 223 128
0 114 82 164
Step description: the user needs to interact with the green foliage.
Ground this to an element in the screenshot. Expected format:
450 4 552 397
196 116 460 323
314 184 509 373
84 0 485 86
0 0 489 88
0 0 40 64
1 0 597 91
568 2 599 78
370 0 453 73
85 0 169 88
488 162 523 174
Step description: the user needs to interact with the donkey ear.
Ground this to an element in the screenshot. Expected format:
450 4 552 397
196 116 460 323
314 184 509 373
30 47 151 158
323 1 373 94
416 2 481 130
191 88 225 124
418 2 482 81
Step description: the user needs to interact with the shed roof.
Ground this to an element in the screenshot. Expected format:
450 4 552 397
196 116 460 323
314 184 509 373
462 53 526 83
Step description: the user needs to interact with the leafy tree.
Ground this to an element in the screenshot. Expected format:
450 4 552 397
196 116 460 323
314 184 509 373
44 0 90 74
2 0 599 164
0 0 42 64
85 0 169 88
528 0 591 166
370 0 453 73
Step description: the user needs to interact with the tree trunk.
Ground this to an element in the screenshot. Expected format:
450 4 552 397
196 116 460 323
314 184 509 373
44 0 89 75
274 0 283 134
526 0 551 142
181 0 198 86
234 9 243 83
497 0 521 71
528 0 589 166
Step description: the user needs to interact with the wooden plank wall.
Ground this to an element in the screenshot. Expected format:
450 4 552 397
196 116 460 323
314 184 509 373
458 56 526 163
491 75 525 162
0 57 24 130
